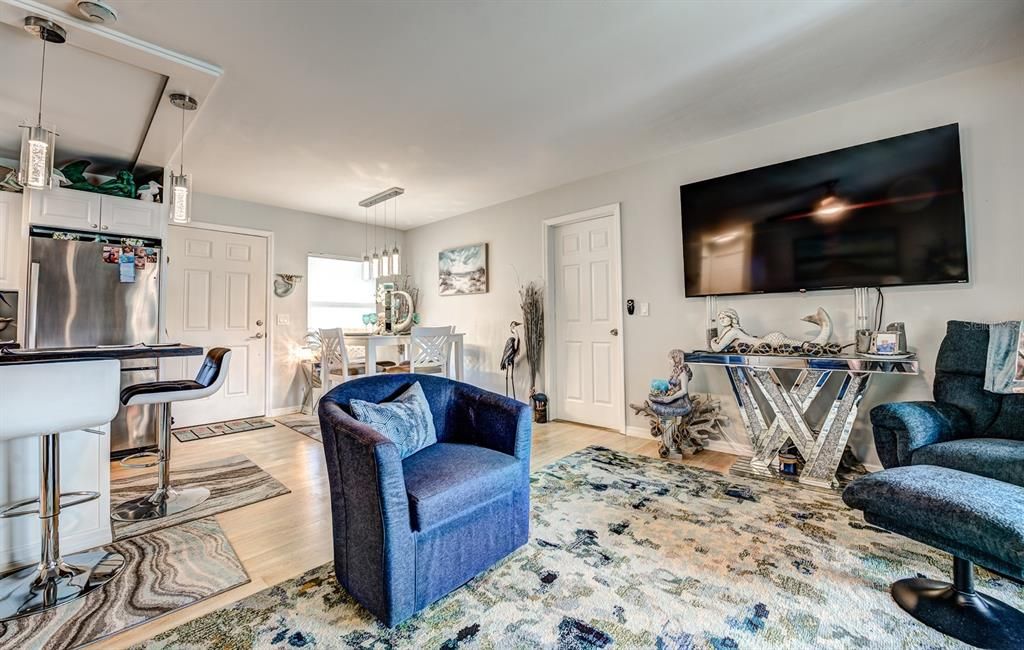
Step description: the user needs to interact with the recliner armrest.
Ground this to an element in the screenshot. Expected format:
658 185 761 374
870 401 969 468
452 383 532 461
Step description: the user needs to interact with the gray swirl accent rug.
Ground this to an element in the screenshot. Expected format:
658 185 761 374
276 413 322 443
111 454 290 542
0 518 248 650
131 446 1024 649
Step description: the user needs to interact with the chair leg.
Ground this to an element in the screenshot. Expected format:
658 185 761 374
110 403 210 522
0 433 125 622
891 557 1024 649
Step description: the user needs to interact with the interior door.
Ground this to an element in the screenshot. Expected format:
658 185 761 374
163 225 268 427
553 215 623 430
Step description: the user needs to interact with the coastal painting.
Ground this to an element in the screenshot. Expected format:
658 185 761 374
439 243 488 296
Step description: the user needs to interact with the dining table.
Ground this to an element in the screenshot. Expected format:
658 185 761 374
343 332 466 380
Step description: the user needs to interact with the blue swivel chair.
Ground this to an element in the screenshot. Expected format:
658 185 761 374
318 374 532 626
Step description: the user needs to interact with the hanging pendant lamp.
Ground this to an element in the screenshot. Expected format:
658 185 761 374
18 17 65 190
358 187 405 279
169 93 198 224
370 204 379 279
390 196 401 275
361 207 372 281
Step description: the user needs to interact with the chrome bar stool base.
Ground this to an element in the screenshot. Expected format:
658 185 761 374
0 550 125 623
111 486 210 522
111 349 230 525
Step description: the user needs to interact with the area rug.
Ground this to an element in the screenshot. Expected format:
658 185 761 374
0 518 248 650
111 454 290 542
276 413 322 443
172 417 275 442
131 446 1024 649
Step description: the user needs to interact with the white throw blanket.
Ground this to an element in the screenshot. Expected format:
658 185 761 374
985 320 1024 394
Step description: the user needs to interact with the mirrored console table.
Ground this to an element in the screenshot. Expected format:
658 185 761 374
684 351 919 490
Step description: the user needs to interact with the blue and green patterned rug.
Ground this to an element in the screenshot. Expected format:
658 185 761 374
134 446 1023 648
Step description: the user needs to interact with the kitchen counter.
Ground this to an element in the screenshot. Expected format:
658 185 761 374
0 342 206 572
0 343 203 364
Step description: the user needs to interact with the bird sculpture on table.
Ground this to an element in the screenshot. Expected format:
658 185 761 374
500 321 522 399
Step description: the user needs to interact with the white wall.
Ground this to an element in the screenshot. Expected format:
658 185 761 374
190 192 402 412
404 56 1024 465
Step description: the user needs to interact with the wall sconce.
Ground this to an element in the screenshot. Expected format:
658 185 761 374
273 274 303 298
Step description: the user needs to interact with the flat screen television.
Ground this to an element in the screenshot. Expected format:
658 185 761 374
680 124 968 297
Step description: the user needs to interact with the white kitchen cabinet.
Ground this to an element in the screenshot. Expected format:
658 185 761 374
100 194 163 238
28 188 164 239
0 192 24 291
28 187 101 232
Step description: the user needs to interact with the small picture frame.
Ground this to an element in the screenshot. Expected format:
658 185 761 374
872 332 899 355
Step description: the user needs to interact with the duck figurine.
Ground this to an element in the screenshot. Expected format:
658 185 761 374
137 181 162 202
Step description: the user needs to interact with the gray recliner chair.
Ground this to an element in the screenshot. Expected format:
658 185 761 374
870 320 1024 486
844 320 1024 649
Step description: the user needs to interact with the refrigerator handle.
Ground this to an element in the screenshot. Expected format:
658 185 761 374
27 262 40 349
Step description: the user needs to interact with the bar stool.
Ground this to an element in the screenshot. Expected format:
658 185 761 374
0 359 124 623
111 348 231 523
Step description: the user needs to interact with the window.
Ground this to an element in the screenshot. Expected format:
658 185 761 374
307 256 376 330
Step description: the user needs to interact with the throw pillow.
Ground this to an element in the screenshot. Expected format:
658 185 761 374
350 382 437 459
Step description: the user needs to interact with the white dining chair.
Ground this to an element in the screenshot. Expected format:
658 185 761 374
389 325 457 377
319 328 393 390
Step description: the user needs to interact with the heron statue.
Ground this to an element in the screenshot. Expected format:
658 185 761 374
500 321 522 399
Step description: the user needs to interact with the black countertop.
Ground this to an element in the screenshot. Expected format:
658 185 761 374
0 343 204 365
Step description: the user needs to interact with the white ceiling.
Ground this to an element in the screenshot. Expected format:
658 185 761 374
19 0 1024 228
0 19 165 172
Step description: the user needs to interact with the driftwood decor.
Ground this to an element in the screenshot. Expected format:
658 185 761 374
630 350 729 457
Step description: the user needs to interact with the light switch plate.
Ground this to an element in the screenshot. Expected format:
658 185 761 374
277 313 290 325
639 302 650 317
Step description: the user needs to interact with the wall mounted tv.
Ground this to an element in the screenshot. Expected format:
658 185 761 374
680 124 968 297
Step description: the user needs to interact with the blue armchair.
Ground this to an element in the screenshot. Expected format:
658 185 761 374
318 374 532 626
871 320 1024 487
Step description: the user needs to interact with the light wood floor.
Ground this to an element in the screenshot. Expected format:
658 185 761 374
103 419 735 648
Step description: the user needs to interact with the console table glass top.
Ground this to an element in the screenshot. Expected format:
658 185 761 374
684 350 920 490
684 351 919 375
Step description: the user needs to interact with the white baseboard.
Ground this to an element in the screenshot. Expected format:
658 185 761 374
268 405 302 417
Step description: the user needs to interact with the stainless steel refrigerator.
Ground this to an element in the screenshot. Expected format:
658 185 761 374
27 227 162 456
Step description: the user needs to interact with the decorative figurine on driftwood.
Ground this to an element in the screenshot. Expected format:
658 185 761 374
630 349 729 457
710 307 841 356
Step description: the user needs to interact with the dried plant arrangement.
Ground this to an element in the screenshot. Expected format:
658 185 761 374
519 281 544 394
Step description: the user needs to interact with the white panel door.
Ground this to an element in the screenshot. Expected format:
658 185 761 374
553 215 623 429
164 226 267 427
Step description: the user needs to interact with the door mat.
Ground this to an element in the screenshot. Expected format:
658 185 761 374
172 417 274 442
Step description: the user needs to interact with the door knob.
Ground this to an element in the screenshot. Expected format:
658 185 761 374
256 319 264 326
249 332 264 339
610 328 619 336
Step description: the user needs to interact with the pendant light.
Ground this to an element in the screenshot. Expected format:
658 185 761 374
169 93 198 224
361 207 372 281
389 196 401 275
371 204 382 279
18 17 65 190
358 187 405 279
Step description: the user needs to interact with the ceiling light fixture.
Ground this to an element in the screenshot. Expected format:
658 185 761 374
76 0 118 24
169 93 198 224
358 187 405 280
18 16 65 191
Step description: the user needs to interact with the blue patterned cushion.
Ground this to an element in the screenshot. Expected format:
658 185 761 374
350 382 437 459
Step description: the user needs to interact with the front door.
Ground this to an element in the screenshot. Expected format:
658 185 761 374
553 214 623 430
163 225 268 427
